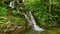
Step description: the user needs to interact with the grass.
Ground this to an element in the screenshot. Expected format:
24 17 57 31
20 27 60 34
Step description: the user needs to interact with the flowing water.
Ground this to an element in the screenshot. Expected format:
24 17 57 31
9 1 45 32
29 11 45 31
9 1 14 8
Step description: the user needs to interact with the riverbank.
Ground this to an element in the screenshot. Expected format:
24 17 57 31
20 27 60 34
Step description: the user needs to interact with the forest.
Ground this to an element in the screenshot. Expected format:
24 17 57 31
0 0 60 34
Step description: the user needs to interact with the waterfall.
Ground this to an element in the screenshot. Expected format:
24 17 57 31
9 1 14 8
9 1 45 32
29 11 45 31
23 13 33 26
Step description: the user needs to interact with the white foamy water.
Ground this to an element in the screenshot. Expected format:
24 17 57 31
29 11 45 31
9 1 14 8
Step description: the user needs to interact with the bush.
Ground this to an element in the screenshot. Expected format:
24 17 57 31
34 11 57 27
0 6 8 16
12 10 21 16
14 17 20 23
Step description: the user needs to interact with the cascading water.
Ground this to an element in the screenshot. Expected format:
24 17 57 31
9 1 45 32
29 11 45 31
23 13 33 26
9 1 14 8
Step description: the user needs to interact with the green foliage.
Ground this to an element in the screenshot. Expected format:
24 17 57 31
14 17 26 28
0 0 60 28
14 17 20 23
24 0 60 27
34 11 57 27
24 0 41 10
0 6 8 16
12 10 19 16
0 17 10 26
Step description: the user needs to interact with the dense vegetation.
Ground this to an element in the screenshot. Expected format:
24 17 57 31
0 0 60 34
24 0 60 27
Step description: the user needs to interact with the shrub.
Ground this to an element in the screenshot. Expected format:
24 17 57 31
0 6 8 16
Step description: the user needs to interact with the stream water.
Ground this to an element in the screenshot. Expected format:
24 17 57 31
9 1 14 8
29 11 45 31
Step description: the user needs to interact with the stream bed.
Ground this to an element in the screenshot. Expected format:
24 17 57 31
20 27 60 34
